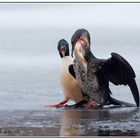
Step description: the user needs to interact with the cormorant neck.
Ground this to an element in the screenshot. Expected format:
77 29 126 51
84 50 96 62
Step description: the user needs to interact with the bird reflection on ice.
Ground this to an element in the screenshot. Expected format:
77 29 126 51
59 107 139 136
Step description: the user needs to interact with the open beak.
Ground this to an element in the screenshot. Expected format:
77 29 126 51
74 41 87 73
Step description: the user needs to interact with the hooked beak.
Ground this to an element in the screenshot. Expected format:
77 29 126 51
73 41 87 73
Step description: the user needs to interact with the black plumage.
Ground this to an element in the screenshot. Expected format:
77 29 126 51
69 29 139 107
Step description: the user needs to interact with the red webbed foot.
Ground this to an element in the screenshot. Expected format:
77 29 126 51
83 98 101 108
44 99 68 108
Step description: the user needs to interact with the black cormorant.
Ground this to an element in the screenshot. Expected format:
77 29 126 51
69 29 139 107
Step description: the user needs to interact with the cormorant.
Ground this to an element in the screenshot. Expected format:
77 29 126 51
69 29 139 107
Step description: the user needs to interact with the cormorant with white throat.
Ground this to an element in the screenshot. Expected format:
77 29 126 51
69 29 139 107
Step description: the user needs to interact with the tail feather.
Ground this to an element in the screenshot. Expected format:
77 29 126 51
109 97 136 107
128 79 139 107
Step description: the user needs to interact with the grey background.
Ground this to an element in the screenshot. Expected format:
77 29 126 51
0 3 140 110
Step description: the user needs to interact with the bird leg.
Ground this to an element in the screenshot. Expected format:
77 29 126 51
44 99 69 108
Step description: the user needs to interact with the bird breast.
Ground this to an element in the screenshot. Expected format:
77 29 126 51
60 57 74 87
73 60 104 103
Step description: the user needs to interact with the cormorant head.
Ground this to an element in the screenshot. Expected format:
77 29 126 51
71 28 90 57
57 39 69 58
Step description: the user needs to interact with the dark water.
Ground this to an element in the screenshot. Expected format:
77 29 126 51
0 107 140 136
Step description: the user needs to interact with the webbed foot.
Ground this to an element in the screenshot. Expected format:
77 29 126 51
44 99 68 108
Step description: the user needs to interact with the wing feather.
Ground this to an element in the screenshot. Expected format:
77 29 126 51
101 52 139 107
68 64 76 79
